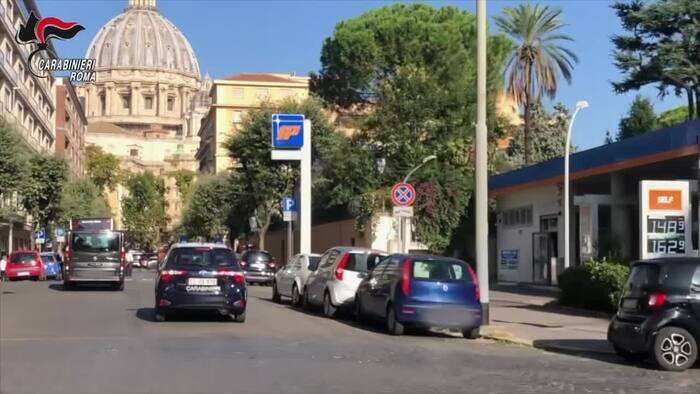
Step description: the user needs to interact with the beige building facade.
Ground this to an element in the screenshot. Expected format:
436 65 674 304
78 0 211 229
196 73 309 174
54 78 87 177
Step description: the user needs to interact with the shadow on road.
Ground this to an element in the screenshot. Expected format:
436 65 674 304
48 283 118 292
255 294 460 339
135 307 232 323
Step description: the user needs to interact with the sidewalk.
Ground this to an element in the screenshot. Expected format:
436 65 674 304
480 283 615 355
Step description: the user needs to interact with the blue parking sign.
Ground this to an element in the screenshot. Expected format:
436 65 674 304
281 197 297 213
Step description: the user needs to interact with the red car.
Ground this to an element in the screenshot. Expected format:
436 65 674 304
5 251 45 281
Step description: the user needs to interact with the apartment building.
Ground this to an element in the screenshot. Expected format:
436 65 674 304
196 73 309 174
54 78 86 177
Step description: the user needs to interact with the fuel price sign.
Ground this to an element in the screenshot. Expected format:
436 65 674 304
640 181 692 259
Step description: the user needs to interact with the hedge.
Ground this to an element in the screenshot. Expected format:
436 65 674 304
557 258 631 313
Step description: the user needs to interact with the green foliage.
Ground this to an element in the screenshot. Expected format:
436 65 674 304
0 121 30 197
58 179 110 226
617 95 658 140
224 98 339 249
121 171 166 250
181 176 230 240
22 155 68 228
495 3 578 164
612 0 699 119
658 105 690 128
171 169 196 205
86 145 120 191
311 3 512 251
558 258 631 312
504 103 570 170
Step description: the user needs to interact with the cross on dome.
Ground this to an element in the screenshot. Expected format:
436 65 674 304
128 0 156 9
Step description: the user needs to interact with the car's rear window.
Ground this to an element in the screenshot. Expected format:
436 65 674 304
412 260 468 282
343 253 384 273
10 253 37 264
71 232 119 253
308 256 321 270
245 251 272 262
40 254 56 263
165 247 240 270
626 264 660 291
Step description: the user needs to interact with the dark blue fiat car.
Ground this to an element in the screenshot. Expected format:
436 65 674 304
354 254 482 338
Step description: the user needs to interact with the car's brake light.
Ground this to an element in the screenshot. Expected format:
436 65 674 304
466 263 480 302
161 270 186 283
402 258 412 296
648 291 667 309
335 253 349 280
216 270 245 284
119 247 126 269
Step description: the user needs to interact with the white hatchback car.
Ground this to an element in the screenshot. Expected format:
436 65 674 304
272 253 321 306
304 247 387 317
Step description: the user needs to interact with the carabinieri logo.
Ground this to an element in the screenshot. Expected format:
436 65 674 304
15 11 96 82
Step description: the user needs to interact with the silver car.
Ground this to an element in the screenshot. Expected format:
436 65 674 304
303 247 387 317
272 253 321 306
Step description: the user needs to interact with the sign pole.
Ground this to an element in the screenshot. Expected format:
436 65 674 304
287 221 294 261
300 120 312 254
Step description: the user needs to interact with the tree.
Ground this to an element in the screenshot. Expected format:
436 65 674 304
505 103 571 168
0 121 30 198
22 155 68 229
181 176 230 241
224 98 340 249
86 145 120 191
612 0 699 119
171 169 196 206
310 4 512 251
58 179 111 226
658 105 690 128
617 95 658 140
121 171 166 250
495 3 578 165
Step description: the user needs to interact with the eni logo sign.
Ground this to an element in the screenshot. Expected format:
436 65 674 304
649 189 682 211
277 125 301 141
271 114 305 149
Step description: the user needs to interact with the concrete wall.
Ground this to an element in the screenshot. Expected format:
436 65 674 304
495 184 562 283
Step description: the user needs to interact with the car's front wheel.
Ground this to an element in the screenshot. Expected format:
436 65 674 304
291 284 302 307
272 281 281 303
323 292 337 318
653 326 697 371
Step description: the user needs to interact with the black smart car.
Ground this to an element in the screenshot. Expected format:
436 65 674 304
154 243 247 322
608 258 700 371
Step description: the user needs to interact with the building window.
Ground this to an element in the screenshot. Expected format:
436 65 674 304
256 88 270 100
144 95 153 110
232 110 242 123
130 149 139 157
99 94 106 115
232 88 244 99
121 93 130 109
502 206 533 228
167 96 175 111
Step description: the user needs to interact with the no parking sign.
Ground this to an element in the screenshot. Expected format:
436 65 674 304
391 182 416 207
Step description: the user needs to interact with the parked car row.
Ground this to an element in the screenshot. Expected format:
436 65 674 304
2 250 63 281
272 247 482 338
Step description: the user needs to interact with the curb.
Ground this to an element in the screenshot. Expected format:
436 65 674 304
480 327 615 356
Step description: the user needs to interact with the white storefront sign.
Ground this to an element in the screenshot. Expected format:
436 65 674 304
640 180 692 259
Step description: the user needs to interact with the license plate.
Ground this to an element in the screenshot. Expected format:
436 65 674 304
17 272 29 277
622 299 638 309
186 285 219 293
188 278 217 286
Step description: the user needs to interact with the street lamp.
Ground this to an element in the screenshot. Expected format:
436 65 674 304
563 100 589 270
376 157 386 175
403 155 437 183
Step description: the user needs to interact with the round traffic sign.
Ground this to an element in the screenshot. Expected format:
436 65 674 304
391 182 416 207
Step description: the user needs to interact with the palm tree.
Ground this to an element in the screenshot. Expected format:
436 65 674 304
495 3 578 165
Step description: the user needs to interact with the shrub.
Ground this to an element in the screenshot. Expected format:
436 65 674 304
558 257 630 312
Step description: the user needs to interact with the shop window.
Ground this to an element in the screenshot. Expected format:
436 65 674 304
502 206 533 228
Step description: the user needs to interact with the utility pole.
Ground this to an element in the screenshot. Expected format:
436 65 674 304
475 0 490 324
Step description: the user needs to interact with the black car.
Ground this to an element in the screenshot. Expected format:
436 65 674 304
64 230 126 290
154 243 246 322
240 250 277 285
608 258 700 371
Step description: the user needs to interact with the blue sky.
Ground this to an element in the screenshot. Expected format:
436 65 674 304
38 0 685 150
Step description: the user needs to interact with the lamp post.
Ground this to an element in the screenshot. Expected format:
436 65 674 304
398 155 437 253
563 101 589 270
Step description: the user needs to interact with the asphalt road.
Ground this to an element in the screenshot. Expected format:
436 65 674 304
1 270 699 394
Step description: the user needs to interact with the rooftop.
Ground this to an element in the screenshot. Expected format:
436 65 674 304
220 73 307 84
